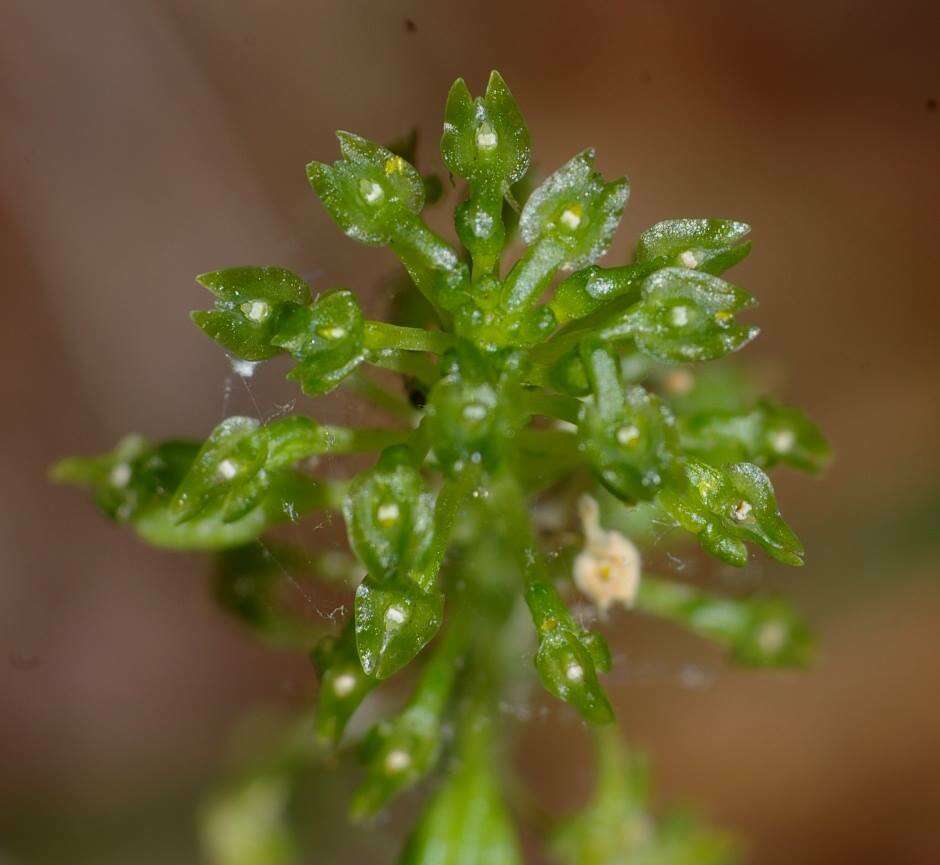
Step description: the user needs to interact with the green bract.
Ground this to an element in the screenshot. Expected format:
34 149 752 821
52 71 830 865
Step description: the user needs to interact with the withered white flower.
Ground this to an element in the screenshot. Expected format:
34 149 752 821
573 494 642 614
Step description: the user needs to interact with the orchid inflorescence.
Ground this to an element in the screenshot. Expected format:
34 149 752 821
54 71 829 865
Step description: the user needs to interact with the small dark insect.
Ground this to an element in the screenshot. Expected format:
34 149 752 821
404 18 417 33
406 382 427 409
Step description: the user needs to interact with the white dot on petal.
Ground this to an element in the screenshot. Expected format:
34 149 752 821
376 502 400 526
670 305 690 327
385 749 411 773
385 606 407 625
217 459 238 480
616 425 640 447
771 429 796 453
241 300 271 322
109 463 132 488
565 663 584 682
332 673 357 697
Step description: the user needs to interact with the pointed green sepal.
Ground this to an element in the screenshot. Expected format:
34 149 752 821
169 417 266 523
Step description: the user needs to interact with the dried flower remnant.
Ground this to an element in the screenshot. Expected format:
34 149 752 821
574 495 642 614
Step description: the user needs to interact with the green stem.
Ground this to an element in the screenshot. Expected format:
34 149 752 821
389 211 467 313
520 389 582 425
344 371 417 423
364 321 456 354
500 237 567 313
366 348 440 387
310 424 409 455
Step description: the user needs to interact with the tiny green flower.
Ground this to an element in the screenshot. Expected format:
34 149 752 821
312 622 378 744
191 266 311 361
679 399 831 473
657 459 804 567
606 267 759 363
354 575 444 680
578 343 679 503
517 149 629 273
634 218 751 275
343 444 434 579
307 132 426 245
526 579 614 724
272 289 367 396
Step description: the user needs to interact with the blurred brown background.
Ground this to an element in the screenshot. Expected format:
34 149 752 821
2 1 939 863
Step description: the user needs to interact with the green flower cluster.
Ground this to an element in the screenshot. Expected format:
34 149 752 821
53 71 829 865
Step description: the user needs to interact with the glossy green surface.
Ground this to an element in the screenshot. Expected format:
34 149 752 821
51 70 830 865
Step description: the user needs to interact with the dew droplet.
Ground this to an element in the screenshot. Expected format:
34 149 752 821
230 358 259 378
